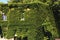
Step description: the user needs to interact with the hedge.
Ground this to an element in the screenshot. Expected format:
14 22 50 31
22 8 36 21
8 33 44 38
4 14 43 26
0 2 59 40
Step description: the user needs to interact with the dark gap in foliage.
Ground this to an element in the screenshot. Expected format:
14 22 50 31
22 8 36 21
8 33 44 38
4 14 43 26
25 28 28 32
43 0 47 3
52 4 60 37
0 26 3 38
23 37 28 40
9 5 18 9
1 4 8 7
41 26 52 40
14 36 21 40
52 0 57 2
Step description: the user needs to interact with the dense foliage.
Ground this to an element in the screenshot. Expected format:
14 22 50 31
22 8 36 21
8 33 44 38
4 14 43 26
0 0 60 40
